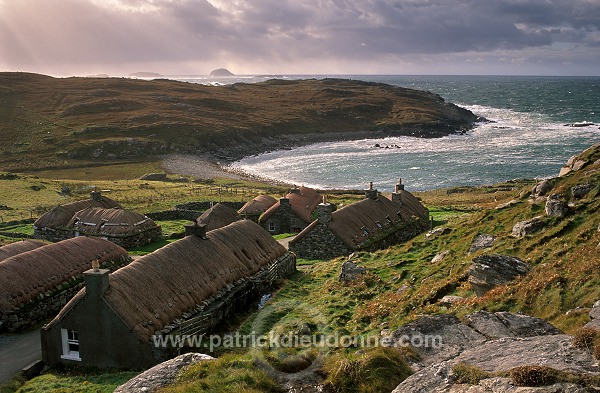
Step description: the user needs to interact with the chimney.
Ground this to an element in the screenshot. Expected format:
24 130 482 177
365 182 378 200
184 223 208 238
84 261 109 300
90 190 102 202
391 178 404 206
317 202 334 223
280 197 290 206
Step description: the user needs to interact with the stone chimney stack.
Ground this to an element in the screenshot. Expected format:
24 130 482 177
365 182 378 200
391 178 404 206
317 199 334 223
84 263 110 300
184 223 208 238
90 190 102 202
280 197 290 206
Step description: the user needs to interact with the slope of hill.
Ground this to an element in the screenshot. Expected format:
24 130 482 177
0 73 478 171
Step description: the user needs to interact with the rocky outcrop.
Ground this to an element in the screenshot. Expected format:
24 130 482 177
511 216 544 237
468 255 530 296
531 179 554 197
571 183 592 199
545 194 568 217
140 173 168 181
468 234 496 253
432 250 450 263
339 260 366 282
209 68 234 76
584 299 600 329
114 353 214 393
389 311 600 393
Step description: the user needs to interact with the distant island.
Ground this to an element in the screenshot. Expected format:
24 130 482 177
128 72 162 78
209 68 234 77
0 73 479 171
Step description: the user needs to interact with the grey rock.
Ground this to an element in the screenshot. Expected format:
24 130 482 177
532 179 553 197
572 159 588 171
571 183 592 199
140 173 168 181
114 353 214 393
466 311 561 339
432 250 449 263
511 216 544 237
439 295 464 305
584 300 600 329
468 255 530 296
426 227 447 238
338 260 365 282
468 234 496 253
545 195 568 217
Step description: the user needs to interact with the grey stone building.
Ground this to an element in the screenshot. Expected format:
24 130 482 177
0 237 130 332
259 186 321 234
68 207 162 249
238 195 277 222
195 202 239 231
41 220 296 369
33 191 122 242
289 180 429 259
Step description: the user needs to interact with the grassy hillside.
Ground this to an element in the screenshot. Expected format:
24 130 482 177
4 145 599 392
0 73 478 171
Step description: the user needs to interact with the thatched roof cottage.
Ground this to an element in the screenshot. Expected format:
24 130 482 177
67 207 162 249
0 237 130 332
258 186 321 234
0 239 47 262
33 191 121 242
289 180 429 259
238 195 277 222
41 220 296 369
195 203 239 231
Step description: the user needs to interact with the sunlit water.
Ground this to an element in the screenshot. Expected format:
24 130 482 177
169 75 600 191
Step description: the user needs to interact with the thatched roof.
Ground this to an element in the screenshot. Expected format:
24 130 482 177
34 195 122 229
46 220 287 342
238 195 277 215
260 186 321 224
0 237 129 313
68 207 159 236
0 239 47 262
195 203 239 231
293 192 427 249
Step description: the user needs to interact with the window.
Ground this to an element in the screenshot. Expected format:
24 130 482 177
268 222 276 232
60 328 81 361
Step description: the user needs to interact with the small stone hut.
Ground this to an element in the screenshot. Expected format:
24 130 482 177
41 220 296 369
0 237 130 332
259 186 321 234
67 207 162 249
238 195 277 222
195 203 239 231
33 191 122 242
290 180 429 259
0 239 47 262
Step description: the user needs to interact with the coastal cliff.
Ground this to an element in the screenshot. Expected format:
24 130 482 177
0 73 479 171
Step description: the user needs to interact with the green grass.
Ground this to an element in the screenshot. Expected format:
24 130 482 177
10 370 138 393
272 233 296 240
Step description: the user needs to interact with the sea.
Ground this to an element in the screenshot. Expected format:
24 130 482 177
170 75 600 192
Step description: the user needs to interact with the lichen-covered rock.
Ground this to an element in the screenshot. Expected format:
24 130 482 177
465 311 561 338
571 183 592 199
338 260 366 282
431 250 449 263
531 179 553 197
511 216 544 237
468 234 496 253
114 353 214 393
468 255 530 296
545 195 568 217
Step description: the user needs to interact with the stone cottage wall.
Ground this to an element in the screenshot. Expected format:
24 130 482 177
33 227 72 243
262 204 308 234
103 227 164 249
0 256 131 332
290 225 350 259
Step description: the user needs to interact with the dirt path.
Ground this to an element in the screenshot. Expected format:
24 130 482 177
0 329 41 384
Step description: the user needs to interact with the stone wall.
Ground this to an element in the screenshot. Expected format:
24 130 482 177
290 225 350 259
0 255 131 332
33 227 71 243
34 227 163 250
262 203 308 234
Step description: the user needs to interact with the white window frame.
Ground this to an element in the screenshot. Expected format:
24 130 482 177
60 328 81 361
268 222 276 232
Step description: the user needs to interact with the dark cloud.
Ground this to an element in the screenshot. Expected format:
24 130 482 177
0 0 598 75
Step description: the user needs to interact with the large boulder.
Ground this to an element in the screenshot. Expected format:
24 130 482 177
114 353 214 393
511 216 544 237
468 234 496 254
391 312 593 393
468 255 530 296
338 260 365 283
545 194 568 217
531 179 553 197
571 183 592 199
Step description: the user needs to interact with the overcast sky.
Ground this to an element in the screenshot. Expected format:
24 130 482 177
1 0 599 76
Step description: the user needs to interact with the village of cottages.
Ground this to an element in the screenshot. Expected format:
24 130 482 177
0 179 428 369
